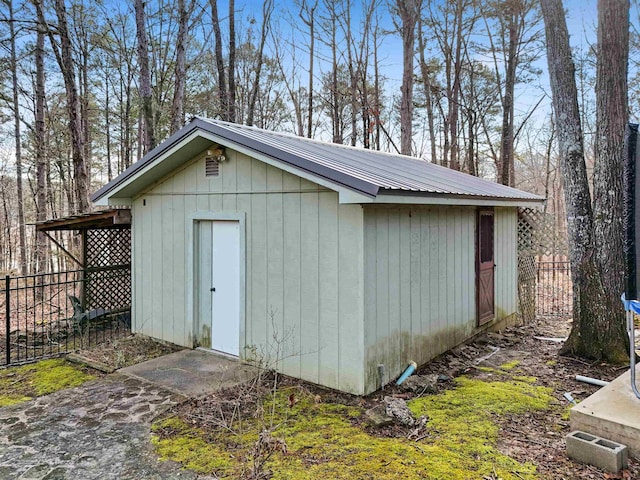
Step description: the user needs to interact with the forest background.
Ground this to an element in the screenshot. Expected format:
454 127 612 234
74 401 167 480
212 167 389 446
0 0 637 275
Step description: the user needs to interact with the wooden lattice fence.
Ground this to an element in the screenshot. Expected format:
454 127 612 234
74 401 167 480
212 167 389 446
517 207 571 322
85 228 131 311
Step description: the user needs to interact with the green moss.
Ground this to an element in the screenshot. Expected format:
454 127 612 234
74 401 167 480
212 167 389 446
500 360 521 370
152 417 235 475
0 395 32 407
0 358 95 407
29 359 95 395
545 360 557 366
153 379 554 479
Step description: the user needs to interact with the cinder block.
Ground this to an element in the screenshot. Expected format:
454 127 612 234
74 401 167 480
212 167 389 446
566 430 629 472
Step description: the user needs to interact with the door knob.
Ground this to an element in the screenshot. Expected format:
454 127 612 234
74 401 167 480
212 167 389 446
210 287 216 292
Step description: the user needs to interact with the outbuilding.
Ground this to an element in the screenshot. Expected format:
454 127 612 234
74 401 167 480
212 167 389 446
93 118 544 395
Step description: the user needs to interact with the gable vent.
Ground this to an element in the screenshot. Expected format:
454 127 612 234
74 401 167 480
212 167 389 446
205 157 220 176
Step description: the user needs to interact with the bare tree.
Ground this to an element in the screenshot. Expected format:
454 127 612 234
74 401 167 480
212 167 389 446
319 0 343 144
590 0 630 359
394 0 421 155
35 0 91 213
170 0 192 133
209 0 228 120
299 0 318 138
417 15 437 163
541 0 628 362
228 0 236 122
495 0 520 186
357 0 379 149
447 0 465 170
34 5 48 273
135 0 156 152
5 0 27 273
247 0 274 126
102 10 137 172
424 0 477 169
482 0 539 186
372 10 383 150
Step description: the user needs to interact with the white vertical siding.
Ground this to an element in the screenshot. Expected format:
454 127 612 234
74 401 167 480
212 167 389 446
363 205 518 393
131 149 365 394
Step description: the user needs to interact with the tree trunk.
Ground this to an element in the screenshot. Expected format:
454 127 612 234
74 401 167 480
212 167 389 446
78 16 91 184
396 0 420 156
468 109 476 176
591 0 630 360
247 0 273 126
327 3 342 144
298 1 318 138
124 90 132 169
105 67 112 182
541 0 628 363
359 0 375 150
44 0 90 213
135 0 156 152
227 0 236 123
34 16 48 274
170 0 189 134
8 0 27 274
448 0 463 170
373 15 381 150
499 8 518 186
417 18 437 163
345 0 358 146
209 0 227 120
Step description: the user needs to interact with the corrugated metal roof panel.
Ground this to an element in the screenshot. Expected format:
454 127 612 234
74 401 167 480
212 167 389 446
92 117 544 204
201 119 542 201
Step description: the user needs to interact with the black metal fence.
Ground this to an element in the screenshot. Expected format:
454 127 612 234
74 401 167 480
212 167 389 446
536 260 572 317
1 266 131 366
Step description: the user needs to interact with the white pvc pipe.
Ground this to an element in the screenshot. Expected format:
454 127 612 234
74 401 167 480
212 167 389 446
575 375 609 387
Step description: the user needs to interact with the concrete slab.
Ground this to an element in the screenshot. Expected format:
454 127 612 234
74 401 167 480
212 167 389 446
119 349 259 397
571 364 640 459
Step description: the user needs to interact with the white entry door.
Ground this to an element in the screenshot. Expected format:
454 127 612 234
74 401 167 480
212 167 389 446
199 220 240 356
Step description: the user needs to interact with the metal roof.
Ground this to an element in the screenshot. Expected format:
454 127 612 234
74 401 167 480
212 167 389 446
92 117 544 204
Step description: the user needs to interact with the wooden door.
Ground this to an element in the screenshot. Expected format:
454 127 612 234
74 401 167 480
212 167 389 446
476 209 495 325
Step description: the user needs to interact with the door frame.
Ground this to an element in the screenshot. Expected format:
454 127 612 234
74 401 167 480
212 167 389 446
186 211 246 352
475 208 495 326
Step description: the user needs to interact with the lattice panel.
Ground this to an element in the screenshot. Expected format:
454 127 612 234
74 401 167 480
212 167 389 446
518 208 567 257
86 229 131 267
517 208 541 323
84 227 131 312
85 267 131 311
517 255 537 323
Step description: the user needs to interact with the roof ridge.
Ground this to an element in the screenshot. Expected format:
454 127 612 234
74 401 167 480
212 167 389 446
194 116 438 164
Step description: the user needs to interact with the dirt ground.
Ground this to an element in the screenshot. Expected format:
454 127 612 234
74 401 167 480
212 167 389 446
164 316 640 479
72 334 183 371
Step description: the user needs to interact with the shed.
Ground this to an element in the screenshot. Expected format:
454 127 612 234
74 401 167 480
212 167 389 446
92 118 544 395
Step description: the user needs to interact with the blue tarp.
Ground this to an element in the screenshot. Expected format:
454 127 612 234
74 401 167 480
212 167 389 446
621 293 640 314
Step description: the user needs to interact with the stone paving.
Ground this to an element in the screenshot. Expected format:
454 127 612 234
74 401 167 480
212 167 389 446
119 349 259 397
0 373 214 480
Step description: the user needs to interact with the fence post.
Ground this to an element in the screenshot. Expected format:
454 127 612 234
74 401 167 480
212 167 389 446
5 275 10 365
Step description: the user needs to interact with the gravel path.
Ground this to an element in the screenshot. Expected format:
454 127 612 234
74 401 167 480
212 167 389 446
0 374 213 480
